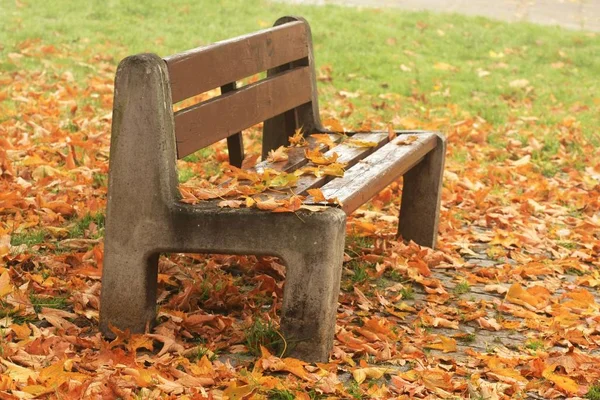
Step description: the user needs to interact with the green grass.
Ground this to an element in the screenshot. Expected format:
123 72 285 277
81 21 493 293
68 212 105 239
178 167 196 184
10 230 47 247
457 333 476 343
525 339 544 351
29 294 69 314
1 0 598 140
400 285 415 300
186 345 217 362
453 281 471 295
587 383 600 400
267 389 296 400
244 317 285 357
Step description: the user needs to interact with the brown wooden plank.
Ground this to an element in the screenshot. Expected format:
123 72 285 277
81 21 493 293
315 133 438 214
165 21 308 103
174 66 312 158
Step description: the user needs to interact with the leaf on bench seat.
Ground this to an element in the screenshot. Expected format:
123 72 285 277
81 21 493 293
345 138 378 148
218 200 243 209
396 135 418 146
295 163 345 178
288 128 308 147
310 133 337 148
304 148 342 165
266 146 289 163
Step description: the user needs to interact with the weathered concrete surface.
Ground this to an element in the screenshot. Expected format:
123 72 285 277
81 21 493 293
278 0 600 32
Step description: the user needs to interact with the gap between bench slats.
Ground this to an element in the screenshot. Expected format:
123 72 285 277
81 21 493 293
174 66 312 159
165 21 308 103
317 133 438 214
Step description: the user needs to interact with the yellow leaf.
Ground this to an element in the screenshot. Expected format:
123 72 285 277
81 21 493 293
425 335 457 353
396 135 418 146
321 117 345 132
434 62 457 71
308 188 327 203
319 163 345 177
299 204 328 212
505 283 549 310
352 367 387 384
345 138 377 148
542 365 580 394
311 133 336 148
0 271 14 298
22 385 54 396
10 323 31 340
218 199 243 209
1 358 38 383
305 148 341 165
268 172 298 189
255 197 281 211
267 146 289 163
289 127 308 146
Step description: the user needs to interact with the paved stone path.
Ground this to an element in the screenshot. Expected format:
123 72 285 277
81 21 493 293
281 0 600 31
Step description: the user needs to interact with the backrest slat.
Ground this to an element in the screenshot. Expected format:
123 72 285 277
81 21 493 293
165 21 308 104
174 66 312 158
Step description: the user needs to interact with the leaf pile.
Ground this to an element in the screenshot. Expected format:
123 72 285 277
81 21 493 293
0 35 600 399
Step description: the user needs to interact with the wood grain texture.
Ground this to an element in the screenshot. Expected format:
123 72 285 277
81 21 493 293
164 21 308 103
318 133 438 214
174 66 312 158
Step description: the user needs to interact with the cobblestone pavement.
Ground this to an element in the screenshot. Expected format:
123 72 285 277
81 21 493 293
280 0 600 31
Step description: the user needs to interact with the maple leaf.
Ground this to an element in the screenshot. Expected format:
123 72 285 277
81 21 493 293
505 283 550 310
396 135 418 145
289 127 308 147
353 367 387 384
542 365 581 394
425 335 457 352
268 172 297 189
304 148 341 165
0 271 15 298
218 199 243 209
345 138 377 148
311 133 336 148
266 145 289 162
146 333 185 356
254 197 281 211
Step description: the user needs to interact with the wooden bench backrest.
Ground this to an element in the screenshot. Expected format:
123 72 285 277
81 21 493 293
163 18 319 159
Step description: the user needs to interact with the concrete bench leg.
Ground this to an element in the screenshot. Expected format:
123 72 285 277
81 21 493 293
99 53 179 337
398 133 446 248
100 248 159 336
279 208 346 362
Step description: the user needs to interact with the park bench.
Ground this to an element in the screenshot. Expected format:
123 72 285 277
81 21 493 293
99 16 445 362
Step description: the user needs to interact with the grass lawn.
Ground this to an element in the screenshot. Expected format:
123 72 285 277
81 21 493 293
2 0 599 137
1 1 600 398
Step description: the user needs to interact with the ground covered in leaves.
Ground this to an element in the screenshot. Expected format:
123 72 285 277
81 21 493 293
1 17 600 400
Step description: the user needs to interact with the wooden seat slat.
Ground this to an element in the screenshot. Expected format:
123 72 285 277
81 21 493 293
174 66 312 158
165 21 308 103
316 133 438 214
259 132 389 198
